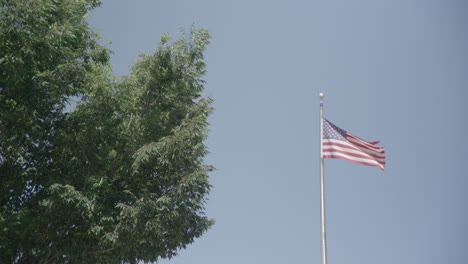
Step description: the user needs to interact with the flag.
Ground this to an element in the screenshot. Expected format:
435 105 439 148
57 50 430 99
322 119 386 170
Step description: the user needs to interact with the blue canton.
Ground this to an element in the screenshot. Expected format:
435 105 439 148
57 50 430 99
323 119 347 141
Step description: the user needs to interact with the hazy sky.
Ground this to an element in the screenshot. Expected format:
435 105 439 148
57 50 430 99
89 1 468 263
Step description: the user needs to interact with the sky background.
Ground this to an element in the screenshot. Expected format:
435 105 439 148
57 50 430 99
88 1 468 263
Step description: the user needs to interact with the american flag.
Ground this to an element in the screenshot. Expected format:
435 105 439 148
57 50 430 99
322 119 386 170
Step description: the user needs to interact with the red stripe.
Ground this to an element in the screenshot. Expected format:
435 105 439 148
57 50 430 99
323 141 385 159
349 140 385 153
323 154 385 166
323 148 386 163
323 140 386 167
323 154 385 170
344 140 385 157
347 134 384 151
324 141 385 158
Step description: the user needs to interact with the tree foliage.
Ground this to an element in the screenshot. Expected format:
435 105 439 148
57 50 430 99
0 0 214 263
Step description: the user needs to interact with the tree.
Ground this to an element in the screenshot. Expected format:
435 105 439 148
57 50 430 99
0 0 214 263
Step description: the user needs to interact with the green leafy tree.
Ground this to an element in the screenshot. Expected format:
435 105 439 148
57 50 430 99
0 0 214 263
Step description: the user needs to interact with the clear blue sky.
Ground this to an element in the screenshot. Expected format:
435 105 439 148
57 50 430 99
89 1 468 263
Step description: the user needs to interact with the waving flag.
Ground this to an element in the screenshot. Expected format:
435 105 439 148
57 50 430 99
322 119 386 170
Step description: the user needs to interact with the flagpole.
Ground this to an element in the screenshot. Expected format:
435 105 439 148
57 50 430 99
319 93 328 264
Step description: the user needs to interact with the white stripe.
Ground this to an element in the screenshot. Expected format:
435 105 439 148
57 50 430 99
323 145 386 163
347 136 384 151
323 151 384 168
345 138 385 158
323 139 386 159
